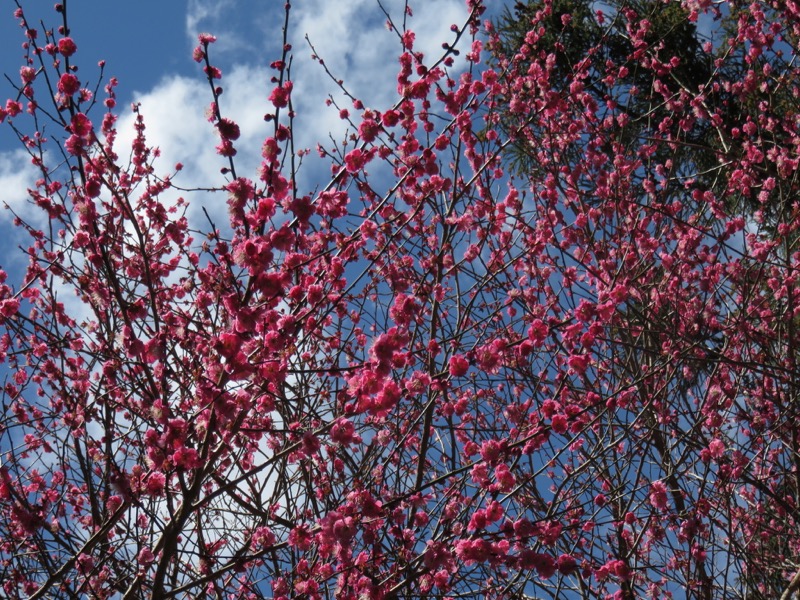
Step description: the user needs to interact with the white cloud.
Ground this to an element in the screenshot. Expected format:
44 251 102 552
186 0 240 51
112 65 272 227
0 148 47 278
290 0 469 145
0 148 41 223
177 0 470 174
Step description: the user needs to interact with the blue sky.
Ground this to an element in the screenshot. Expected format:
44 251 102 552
0 2 190 134
0 1 310 117
0 0 472 232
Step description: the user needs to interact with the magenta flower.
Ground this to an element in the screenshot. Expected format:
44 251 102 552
268 81 292 108
69 112 92 137
344 148 367 173
358 118 380 143
551 414 568 434
448 354 469 377
381 109 400 127
649 481 669 511
144 472 166 496
137 547 155 566
57 37 77 57
216 117 240 141
20 66 35 84
57 73 80 96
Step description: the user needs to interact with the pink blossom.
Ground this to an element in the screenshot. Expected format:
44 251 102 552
137 547 155 566
301 431 320 456
494 463 516 491
454 538 491 564
106 495 123 514
216 139 237 157
3 3 800 596
57 73 80 95
64 134 84 155
649 481 669 511
607 559 630 581
0 298 20 318
288 525 312 550
551 414 568 434
5 100 22 117
528 319 548 345
20 66 35 84
330 418 359 446
381 110 400 127
540 399 558 419
556 554 578 575
479 439 503 464
76 553 94 574
567 354 589 374
520 551 556 578
471 463 489 487
692 544 707 563
269 81 292 108
84 178 101 198
344 148 368 173
476 340 504 373
485 500 503 522
448 354 469 377
358 118 380 143
252 526 276 548
204 65 222 79
468 509 487 531
262 137 280 160
371 380 401 415
371 328 405 368
171 447 200 470
144 472 166 496
433 570 449 588
707 438 726 459
538 520 563 545
332 516 356 542
70 112 92 137
57 37 77 57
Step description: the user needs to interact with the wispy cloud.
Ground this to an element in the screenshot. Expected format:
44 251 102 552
114 65 272 225
185 0 282 58
0 149 42 222
185 0 239 51
290 0 469 139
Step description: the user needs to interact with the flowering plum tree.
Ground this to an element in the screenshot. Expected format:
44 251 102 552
0 0 799 599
